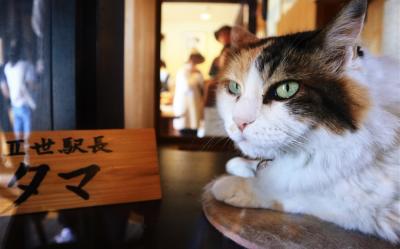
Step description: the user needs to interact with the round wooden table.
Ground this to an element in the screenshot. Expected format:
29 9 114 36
202 189 398 249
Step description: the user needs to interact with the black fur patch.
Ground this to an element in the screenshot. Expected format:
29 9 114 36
255 31 322 78
287 77 358 132
225 4 369 133
251 30 362 132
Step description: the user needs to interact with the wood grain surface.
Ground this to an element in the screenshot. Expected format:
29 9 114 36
124 0 157 129
0 129 161 216
202 187 398 249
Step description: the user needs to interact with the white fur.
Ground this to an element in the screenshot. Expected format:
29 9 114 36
226 157 258 178
213 53 400 243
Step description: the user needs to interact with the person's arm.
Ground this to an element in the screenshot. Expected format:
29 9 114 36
25 63 38 90
1 81 10 99
208 57 219 77
197 72 204 97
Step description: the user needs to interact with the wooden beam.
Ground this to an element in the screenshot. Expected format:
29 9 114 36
124 0 157 128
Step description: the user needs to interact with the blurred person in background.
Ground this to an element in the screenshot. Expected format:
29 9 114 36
0 39 37 140
173 49 205 136
203 26 255 137
160 60 170 92
204 25 233 109
208 25 232 78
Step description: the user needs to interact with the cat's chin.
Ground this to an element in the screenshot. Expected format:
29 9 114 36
230 134 269 158
235 139 277 160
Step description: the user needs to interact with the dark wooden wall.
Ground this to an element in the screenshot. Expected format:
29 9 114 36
0 0 125 131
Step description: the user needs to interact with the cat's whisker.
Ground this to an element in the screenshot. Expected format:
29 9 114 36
221 137 232 150
200 136 219 151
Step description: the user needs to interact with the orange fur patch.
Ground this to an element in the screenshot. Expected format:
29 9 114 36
221 45 268 85
341 77 371 128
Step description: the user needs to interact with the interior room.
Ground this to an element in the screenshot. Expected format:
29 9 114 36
0 0 399 248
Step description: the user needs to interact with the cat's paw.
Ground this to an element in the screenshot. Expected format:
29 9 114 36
226 157 257 177
211 175 258 208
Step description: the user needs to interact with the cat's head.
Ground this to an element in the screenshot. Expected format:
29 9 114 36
217 0 370 158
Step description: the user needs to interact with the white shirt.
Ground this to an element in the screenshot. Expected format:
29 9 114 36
173 63 203 130
4 60 36 109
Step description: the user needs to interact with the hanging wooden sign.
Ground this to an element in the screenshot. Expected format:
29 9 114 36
0 129 161 216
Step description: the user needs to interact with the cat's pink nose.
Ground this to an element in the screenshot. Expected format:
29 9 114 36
233 117 255 132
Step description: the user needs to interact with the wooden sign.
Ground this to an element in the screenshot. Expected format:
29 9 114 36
0 129 161 216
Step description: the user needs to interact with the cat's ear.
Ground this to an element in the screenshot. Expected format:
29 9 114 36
321 0 367 51
230 26 260 49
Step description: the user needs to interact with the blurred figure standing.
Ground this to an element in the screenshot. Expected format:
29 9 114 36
205 25 233 109
202 26 234 137
0 40 37 140
173 50 205 136
160 60 170 92
208 25 232 78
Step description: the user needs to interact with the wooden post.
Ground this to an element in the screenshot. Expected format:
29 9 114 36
124 0 157 129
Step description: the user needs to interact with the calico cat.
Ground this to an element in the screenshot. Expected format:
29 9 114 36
211 0 400 243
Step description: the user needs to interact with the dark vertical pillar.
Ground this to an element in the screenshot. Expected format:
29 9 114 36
95 0 124 129
75 0 97 130
0 0 5 45
248 0 257 34
0 0 11 131
51 0 76 130
262 0 268 20
75 0 124 129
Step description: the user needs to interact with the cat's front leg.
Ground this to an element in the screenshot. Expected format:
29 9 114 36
225 157 259 177
211 175 266 208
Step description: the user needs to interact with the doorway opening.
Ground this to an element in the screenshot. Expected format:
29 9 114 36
158 1 257 146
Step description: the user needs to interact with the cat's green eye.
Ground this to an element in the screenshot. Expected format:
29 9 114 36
227 80 241 96
275 81 299 99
